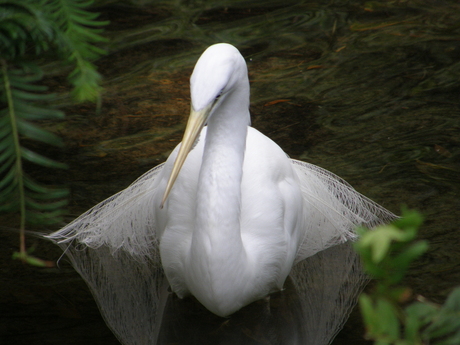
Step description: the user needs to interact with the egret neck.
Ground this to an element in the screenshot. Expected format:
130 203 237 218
186 79 252 316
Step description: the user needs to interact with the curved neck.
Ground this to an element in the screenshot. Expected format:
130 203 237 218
187 84 251 312
195 86 249 246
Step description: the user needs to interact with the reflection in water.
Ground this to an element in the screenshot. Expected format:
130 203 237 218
60 241 364 345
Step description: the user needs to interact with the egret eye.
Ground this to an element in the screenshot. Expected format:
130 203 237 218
216 89 223 100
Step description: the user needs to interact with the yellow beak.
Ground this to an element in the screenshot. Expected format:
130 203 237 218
160 103 213 208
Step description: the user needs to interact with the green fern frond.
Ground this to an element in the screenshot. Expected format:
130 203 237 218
0 1 55 59
0 0 107 266
46 0 109 102
1 0 108 102
0 60 68 226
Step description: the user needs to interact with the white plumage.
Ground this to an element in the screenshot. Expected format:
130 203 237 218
48 43 395 343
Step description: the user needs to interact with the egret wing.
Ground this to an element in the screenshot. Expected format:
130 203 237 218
47 164 167 345
290 160 396 344
291 159 397 262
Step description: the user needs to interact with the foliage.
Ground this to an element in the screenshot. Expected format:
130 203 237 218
355 208 460 345
0 0 108 266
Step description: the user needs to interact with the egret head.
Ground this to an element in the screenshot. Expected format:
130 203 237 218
160 43 248 207
190 43 248 112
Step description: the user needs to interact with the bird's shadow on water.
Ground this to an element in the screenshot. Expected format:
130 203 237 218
157 281 305 345
64 240 363 345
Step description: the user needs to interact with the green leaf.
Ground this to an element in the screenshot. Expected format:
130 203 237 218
0 179 19 202
20 147 67 169
0 199 20 212
0 129 12 142
376 298 400 340
17 119 63 146
11 88 48 101
0 116 13 139
443 287 460 311
0 145 15 162
358 225 405 263
393 208 423 233
360 293 377 333
425 287 460 341
0 155 15 175
26 189 69 200
405 302 437 342
15 102 64 120
390 241 429 283
24 177 68 198
9 77 47 92
0 166 17 189
26 208 67 225
25 198 68 211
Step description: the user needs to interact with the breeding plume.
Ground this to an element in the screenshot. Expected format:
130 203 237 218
48 43 395 343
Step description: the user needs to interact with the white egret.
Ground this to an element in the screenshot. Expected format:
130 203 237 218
48 43 395 338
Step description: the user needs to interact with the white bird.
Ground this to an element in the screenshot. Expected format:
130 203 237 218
49 43 395 326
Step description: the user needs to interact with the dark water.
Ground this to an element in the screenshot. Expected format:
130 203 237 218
1 0 460 344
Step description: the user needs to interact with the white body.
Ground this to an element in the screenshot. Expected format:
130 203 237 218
153 126 304 316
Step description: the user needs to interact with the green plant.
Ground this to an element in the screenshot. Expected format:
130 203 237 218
355 208 460 345
0 0 108 266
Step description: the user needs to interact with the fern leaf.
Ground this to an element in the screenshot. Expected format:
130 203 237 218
0 0 106 264
21 147 67 168
45 0 108 102
17 120 63 146
0 1 55 59
0 60 68 227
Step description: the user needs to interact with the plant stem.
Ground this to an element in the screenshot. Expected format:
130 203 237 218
2 60 27 257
